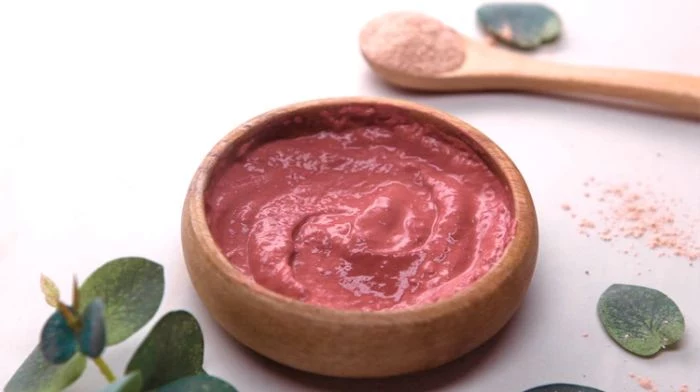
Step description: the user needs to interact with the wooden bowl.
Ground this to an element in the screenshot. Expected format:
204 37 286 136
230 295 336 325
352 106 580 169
181 96 538 378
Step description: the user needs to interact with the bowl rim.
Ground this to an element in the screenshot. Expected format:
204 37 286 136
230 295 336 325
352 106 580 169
184 95 536 323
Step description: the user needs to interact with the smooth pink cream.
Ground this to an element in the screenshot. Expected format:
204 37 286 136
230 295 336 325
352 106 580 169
205 106 515 311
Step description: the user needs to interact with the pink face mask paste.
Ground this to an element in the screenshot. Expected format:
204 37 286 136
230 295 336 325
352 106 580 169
205 105 515 311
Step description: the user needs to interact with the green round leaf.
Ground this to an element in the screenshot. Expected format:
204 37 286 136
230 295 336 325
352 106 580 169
597 283 685 357
98 371 143 392
4 346 87 392
477 3 562 50
79 298 107 358
79 257 164 345
524 383 605 392
40 310 77 364
156 375 238 392
126 310 205 390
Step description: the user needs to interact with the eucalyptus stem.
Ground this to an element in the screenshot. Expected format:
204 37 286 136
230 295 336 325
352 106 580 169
57 302 82 331
93 357 116 383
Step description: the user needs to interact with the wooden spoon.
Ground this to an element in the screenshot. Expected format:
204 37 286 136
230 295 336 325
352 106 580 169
361 35 700 119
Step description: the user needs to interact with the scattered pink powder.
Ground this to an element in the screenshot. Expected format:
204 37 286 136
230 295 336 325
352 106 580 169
628 373 692 391
629 373 658 392
565 179 700 263
579 219 596 229
359 11 466 76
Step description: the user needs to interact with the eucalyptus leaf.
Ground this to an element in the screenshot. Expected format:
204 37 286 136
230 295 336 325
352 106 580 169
597 283 685 356
477 3 562 50
98 371 143 392
80 257 164 345
79 298 107 358
40 274 60 308
4 346 86 392
40 310 77 364
126 310 205 390
155 374 238 392
524 383 605 392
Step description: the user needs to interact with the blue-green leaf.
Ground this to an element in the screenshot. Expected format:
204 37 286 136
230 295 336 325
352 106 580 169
477 3 562 50
4 346 87 392
524 383 605 392
79 298 107 358
126 311 205 390
40 311 77 364
79 257 164 345
598 283 685 357
98 371 143 392
155 374 238 391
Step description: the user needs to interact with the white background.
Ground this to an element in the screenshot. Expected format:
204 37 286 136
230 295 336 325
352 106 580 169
1 1 699 391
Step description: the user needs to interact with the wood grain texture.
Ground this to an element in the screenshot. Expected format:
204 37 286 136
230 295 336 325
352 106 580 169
181 97 539 378
362 38 700 120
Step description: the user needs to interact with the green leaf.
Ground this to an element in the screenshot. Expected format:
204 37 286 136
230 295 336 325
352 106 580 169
524 383 605 392
4 346 86 392
98 371 143 392
79 299 107 358
126 310 205 390
155 374 238 392
40 274 60 308
597 283 685 357
40 310 77 364
79 256 164 345
477 3 562 50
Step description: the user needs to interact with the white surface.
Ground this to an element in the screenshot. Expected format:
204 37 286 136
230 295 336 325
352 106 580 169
1 1 699 391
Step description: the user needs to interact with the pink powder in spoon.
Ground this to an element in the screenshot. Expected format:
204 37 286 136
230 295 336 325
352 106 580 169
359 11 466 76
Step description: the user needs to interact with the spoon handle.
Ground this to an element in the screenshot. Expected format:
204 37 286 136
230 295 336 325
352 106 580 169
514 59 700 118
